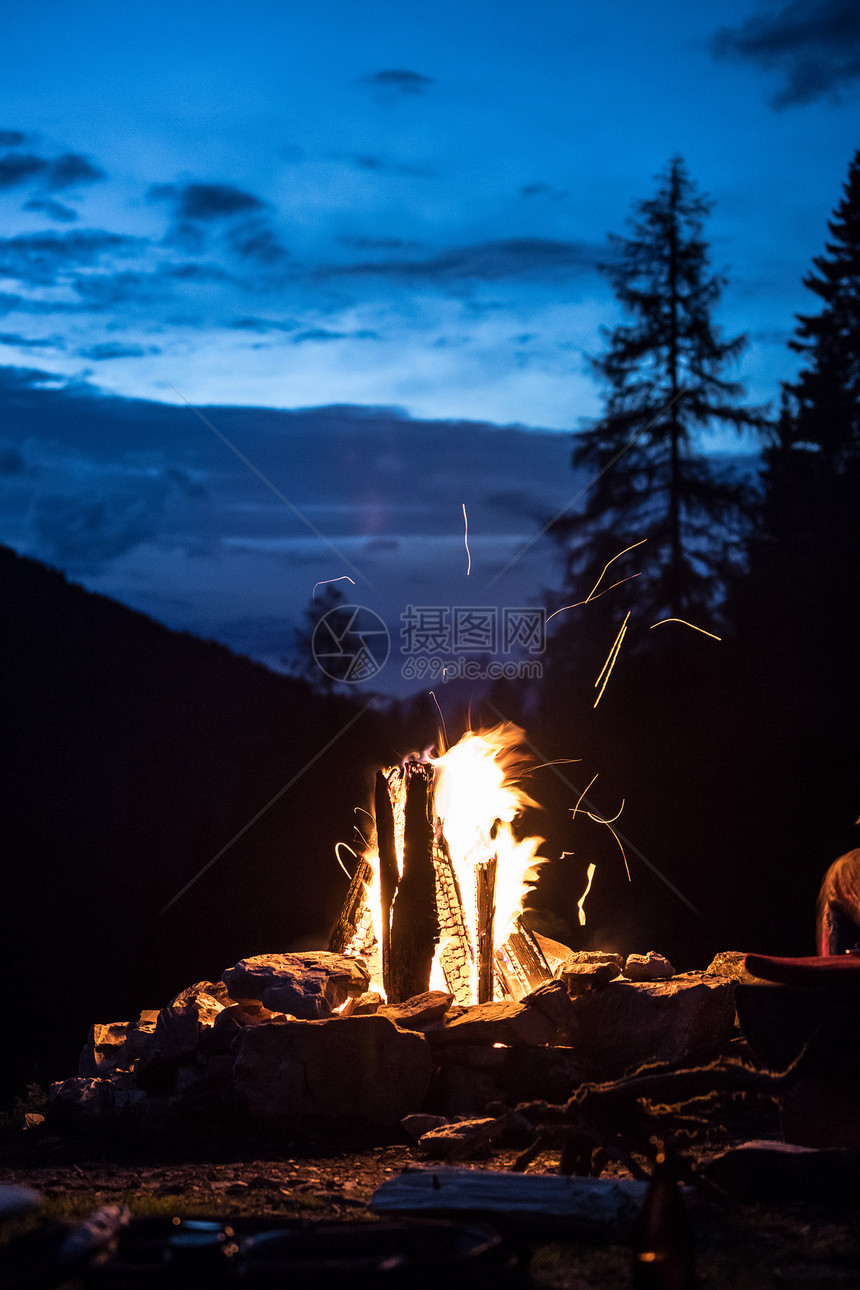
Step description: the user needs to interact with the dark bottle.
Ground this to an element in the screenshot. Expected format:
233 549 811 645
631 1141 695 1290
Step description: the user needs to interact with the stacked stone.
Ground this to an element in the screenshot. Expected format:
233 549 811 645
48 948 736 1132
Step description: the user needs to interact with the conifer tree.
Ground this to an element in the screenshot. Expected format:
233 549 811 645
557 157 765 627
785 145 860 472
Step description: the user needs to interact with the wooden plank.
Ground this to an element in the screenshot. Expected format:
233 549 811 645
371 1167 648 1234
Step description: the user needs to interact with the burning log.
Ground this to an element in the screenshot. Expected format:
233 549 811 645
328 855 376 961
476 856 497 1004
433 837 474 1005
375 769 399 988
495 921 553 1001
387 763 439 1004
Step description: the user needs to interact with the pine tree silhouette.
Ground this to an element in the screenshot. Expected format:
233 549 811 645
555 157 766 633
786 145 860 472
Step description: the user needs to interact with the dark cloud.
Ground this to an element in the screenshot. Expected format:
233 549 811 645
149 182 286 266
360 68 435 98
0 153 48 189
149 181 266 221
325 237 607 283
711 0 860 107
229 316 298 332
337 235 422 251
0 332 65 350
45 153 105 190
162 466 207 499
0 131 28 147
31 491 160 570
0 364 62 390
78 341 156 360
0 441 26 473
291 327 379 344
164 262 234 282
24 197 77 222
225 220 289 264
0 148 104 196
520 181 568 200
0 230 143 287
349 153 436 178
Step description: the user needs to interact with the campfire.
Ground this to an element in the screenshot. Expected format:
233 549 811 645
330 724 557 1007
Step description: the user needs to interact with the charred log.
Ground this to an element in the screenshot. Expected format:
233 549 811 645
495 919 552 1000
433 836 474 1005
388 763 439 1003
476 856 497 1004
328 855 375 957
375 769 399 990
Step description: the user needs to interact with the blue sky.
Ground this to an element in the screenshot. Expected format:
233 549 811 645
2 0 857 426
1 0 858 692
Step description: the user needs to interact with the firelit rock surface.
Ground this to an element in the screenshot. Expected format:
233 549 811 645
379 991 454 1030
557 956 622 994
151 985 226 1060
233 1014 432 1127
425 1000 558 1048
78 1022 134 1077
222 953 369 1019
705 950 762 985
623 951 674 981
563 975 735 1079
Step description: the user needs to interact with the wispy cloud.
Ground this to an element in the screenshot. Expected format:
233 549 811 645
348 153 436 178
324 237 607 283
711 0 860 107
78 341 158 360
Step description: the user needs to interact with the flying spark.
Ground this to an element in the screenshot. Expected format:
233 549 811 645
312 576 356 600
593 611 631 708
462 503 471 576
650 617 721 641
577 862 597 926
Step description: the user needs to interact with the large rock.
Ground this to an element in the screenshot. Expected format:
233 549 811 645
151 984 226 1059
705 950 761 985
135 983 226 1093
78 1012 158 1077
222 953 369 1019
78 1023 133 1077
623 951 674 981
233 1014 432 1127
425 1000 558 1048
379 991 454 1030
556 953 622 995
562 974 735 1078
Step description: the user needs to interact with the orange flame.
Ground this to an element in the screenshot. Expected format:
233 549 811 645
359 723 548 1002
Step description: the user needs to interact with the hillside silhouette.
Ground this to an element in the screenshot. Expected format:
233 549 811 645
0 544 407 1099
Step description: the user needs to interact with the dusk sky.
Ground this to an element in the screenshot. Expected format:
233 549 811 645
2 1 858 692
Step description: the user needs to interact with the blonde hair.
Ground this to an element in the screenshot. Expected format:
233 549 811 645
816 848 860 955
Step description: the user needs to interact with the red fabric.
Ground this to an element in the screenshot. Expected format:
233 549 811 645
744 952 860 987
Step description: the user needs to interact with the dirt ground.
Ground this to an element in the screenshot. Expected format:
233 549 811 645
2 1124 860 1289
